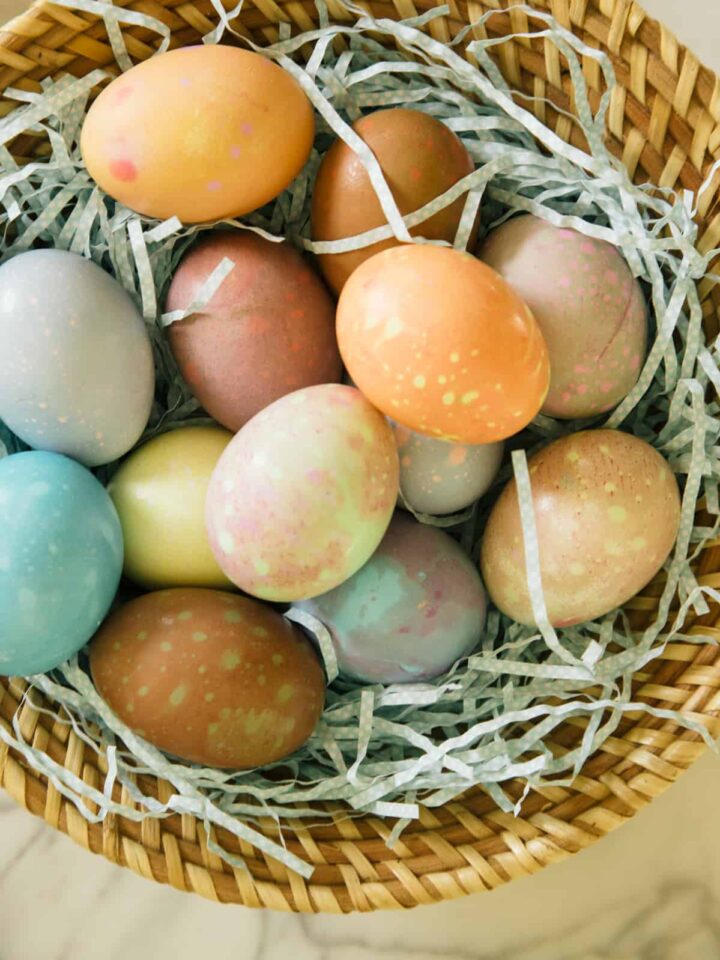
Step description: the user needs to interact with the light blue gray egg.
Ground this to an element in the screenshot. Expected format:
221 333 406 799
0 451 124 676
0 249 155 467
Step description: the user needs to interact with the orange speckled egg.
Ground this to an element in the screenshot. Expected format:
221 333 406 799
80 46 314 223
480 429 681 628
337 245 550 444
89 589 325 769
166 232 341 431
311 108 476 293
206 384 399 602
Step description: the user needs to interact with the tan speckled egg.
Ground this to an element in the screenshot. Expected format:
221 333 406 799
480 429 681 627
89 589 325 769
478 215 648 419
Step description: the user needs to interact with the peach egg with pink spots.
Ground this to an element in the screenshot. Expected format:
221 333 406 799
393 422 504 515
480 429 680 628
80 46 314 223
165 231 341 432
89 588 325 769
205 384 399 602
478 215 648 420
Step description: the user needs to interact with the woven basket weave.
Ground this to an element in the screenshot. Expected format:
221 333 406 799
1 0 720 914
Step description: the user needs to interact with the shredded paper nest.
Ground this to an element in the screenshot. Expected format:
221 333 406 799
1 1 719 878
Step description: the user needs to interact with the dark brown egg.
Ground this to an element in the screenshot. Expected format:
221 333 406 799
89 588 326 769
311 108 476 293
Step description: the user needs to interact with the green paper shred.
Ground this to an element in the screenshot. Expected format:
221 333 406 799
1 0 719 879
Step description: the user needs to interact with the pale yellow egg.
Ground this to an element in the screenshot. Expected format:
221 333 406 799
109 425 233 589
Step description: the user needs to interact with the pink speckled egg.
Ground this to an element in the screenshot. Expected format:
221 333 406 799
478 215 647 419
90 588 325 769
297 513 486 684
480 429 681 627
166 232 341 432
393 422 503 515
206 385 399 602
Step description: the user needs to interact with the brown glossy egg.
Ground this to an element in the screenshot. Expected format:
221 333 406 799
480 429 681 627
311 108 475 293
166 231 342 432
89 588 326 769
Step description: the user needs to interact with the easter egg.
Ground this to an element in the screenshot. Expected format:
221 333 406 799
89 589 325 769
478 215 647 419
337 245 550 444
394 422 503 515
206 384 399 602
108 426 233 590
311 107 475 293
0 250 154 467
165 231 341 431
81 46 314 223
0 451 123 676
480 429 681 627
297 513 486 683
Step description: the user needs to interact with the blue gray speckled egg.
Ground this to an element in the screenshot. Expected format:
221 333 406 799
0 249 155 467
0 451 124 676
296 512 486 684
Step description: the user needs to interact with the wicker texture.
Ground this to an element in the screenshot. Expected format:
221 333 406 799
1 0 720 913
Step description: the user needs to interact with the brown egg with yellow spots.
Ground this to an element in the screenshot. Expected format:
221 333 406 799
89 588 325 769
480 429 681 627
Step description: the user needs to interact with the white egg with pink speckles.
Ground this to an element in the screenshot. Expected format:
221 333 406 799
0 249 154 467
480 429 681 627
393 422 503 515
478 215 648 420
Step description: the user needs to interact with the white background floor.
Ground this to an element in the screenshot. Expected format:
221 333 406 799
1 1 720 958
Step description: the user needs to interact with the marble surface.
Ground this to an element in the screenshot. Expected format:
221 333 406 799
2 0 720 958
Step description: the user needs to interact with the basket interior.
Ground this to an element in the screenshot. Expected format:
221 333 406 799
0 0 719 913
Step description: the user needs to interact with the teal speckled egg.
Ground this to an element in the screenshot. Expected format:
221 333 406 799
0 451 124 676
296 512 486 683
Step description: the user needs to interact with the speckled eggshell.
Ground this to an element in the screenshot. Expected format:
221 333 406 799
0 451 123 676
337 245 550 444
81 46 314 224
311 107 476 294
206 384 399 602
0 249 154 467
298 513 486 683
108 426 233 590
480 429 681 627
89 589 325 769
478 215 648 419
393 422 504 515
165 232 341 432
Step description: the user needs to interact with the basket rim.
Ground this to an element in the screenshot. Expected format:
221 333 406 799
0 0 719 914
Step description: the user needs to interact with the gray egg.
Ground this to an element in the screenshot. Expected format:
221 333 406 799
0 250 155 466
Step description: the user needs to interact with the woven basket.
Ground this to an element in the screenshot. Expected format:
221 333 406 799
1 0 720 914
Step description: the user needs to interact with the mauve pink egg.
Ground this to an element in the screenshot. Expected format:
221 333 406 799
478 215 647 420
205 384 399 602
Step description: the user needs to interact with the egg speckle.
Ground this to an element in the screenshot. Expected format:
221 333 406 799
90 588 325 769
